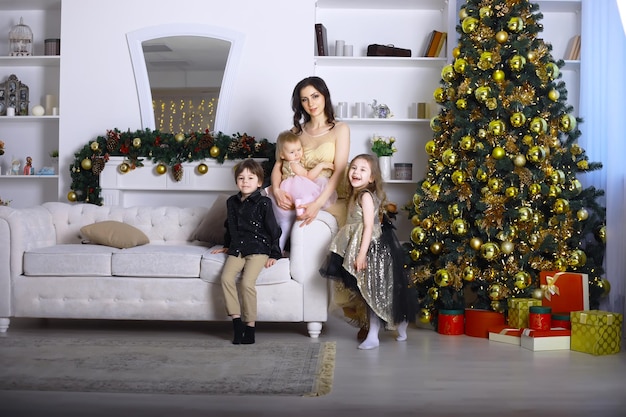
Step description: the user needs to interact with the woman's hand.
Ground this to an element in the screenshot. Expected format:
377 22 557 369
297 199 323 226
272 187 293 211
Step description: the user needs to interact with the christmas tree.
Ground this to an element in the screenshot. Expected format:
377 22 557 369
407 0 608 327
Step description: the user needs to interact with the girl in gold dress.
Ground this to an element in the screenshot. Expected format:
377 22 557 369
320 154 416 350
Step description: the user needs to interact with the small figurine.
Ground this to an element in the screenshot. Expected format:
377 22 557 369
23 156 33 175
370 99 393 119
11 158 20 175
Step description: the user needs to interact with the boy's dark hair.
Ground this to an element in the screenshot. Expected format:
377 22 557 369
233 158 265 183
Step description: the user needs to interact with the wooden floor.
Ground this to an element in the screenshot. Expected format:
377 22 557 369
1 314 625 417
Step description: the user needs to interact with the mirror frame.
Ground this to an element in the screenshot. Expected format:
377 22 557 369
127 24 245 133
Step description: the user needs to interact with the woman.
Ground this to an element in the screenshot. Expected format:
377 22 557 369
270 76 350 227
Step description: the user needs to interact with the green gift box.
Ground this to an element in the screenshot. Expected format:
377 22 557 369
507 298 542 329
570 311 623 355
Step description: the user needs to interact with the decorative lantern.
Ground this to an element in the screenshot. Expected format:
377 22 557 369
9 17 33 56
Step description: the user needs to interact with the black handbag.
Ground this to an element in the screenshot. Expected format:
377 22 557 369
366 44 412 57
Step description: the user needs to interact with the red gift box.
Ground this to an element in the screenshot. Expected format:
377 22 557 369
521 327 571 351
465 309 505 338
438 309 464 335
539 271 589 314
488 325 523 345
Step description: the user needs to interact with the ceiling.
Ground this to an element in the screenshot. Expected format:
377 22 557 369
142 36 231 72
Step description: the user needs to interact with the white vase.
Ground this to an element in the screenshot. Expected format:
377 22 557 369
378 156 392 181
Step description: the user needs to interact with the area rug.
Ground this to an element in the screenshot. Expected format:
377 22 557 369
0 335 335 397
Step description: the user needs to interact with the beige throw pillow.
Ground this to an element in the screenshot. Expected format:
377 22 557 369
80 221 150 249
190 194 229 245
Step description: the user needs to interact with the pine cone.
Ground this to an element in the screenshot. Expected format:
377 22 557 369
172 164 184 182
91 157 105 175
106 138 117 152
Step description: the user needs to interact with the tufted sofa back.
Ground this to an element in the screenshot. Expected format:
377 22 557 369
43 202 209 245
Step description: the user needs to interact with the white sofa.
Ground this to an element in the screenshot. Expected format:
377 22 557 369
0 202 337 337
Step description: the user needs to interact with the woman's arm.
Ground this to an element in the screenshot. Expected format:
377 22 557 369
270 160 293 210
355 192 375 272
299 122 350 225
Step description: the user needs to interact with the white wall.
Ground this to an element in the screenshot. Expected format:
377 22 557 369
58 0 315 203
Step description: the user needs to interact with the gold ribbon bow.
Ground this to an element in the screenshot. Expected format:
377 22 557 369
541 272 564 301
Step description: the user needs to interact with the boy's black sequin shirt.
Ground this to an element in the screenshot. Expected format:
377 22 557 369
223 189 282 260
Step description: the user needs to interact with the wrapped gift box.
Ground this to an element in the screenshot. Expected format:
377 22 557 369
521 328 571 351
465 309 505 338
570 310 623 355
539 271 589 314
507 297 542 328
488 325 523 345
438 309 464 335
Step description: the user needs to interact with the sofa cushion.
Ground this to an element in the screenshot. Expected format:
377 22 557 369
24 244 117 276
190 194 228 245
112 244 208 278
80 220 150 249
200 246 291 285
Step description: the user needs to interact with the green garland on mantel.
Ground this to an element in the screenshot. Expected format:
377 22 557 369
69 128 276 205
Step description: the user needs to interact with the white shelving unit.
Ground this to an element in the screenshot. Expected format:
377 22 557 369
0 1 62 208
314 0 583 241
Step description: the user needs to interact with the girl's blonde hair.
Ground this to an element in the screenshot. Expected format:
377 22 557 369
346 154 386 213
275 130 301 160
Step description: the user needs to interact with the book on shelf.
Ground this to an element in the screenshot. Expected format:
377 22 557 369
423 30 446 57
565 35 581 60
315 23 328 57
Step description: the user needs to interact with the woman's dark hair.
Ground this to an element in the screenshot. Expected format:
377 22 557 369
290 76 335 134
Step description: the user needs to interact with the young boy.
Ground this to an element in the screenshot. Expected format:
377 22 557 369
211 159 282 344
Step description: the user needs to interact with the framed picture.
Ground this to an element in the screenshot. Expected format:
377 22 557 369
0 74 28 116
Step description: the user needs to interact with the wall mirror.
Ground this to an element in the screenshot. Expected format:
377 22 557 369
127 24 245 133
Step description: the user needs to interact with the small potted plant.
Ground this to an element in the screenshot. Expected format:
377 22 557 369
370 135 397 181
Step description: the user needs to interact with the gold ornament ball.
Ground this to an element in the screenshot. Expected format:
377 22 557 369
548 89 560 101
548 184 562 197
488 120 506 136
514 271 532 289
501 240 515 255
425 140 436 155
527 50 537 62
411 214 420 226
90 141 100 151
435 269 451 287
441 65 456 82
459 7 468 20
479 6 493 19
463 266 477 282
475 86 491 102
488 283 504 301
67 191 77 202
411 226 426 244
569 249 587 267
480 51 494 66
470 237 483 251
491 146 506 160
418 308 432 324
546 63 560 80
509 55 526 71
451 218 468 235
477 128 487 139
132 137 142 148
427 287 439 301
492 69 505 83
518 206 533 222
510 112 527 127
495 30 509 44
434 87 446 102
454 58 468 74
527 145 546 163
513 154 526 167
81 158 92 170
461 17 479 33
459 135 475 151
175 133 185 142
505 186 519 199
118 162 130 174
599 278 611 297
430 116 442 132
530 117 548 134
596 225 607 244
451 170 466 185
197 163 209 175
448 203 461 217
429 184 441 197
553 198 570 214
430 242 443 255
577 160 589 170
452 47 461 59
532 288 544 300
456 98 468 110
422 218 434 230
210 145 221 158
488 177 503 192
507 16 524 32
560 114 577 132
576 208 589 221
410 249 421 262
442 149 458 166
481 242 500 260
570 144 583 155
476 168 488 182
155 164 167 175
522 135 534 146
554 257 568 272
